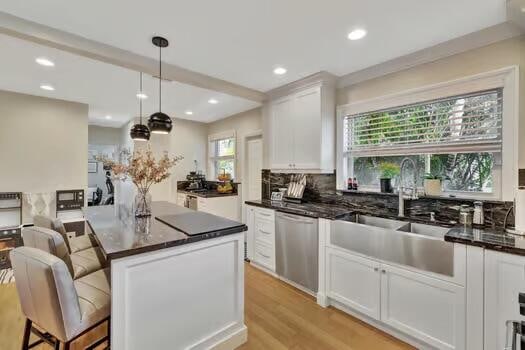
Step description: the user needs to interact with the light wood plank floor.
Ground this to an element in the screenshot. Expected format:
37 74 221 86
0 264 414 350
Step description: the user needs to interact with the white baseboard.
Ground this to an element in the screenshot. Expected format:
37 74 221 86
209 325 247 350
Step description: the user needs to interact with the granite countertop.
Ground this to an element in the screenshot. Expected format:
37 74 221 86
84 201 246 260
444 227 525 256
178 189 238 198
245 199 353 220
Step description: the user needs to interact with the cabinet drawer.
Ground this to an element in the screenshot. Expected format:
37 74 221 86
255 208 274 222
254 240 275 271
254 219 274 245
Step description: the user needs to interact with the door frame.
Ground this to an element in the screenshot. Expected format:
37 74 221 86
242 130 263 224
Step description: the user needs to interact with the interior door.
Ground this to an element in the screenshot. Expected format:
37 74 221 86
292 86 321 170
271 97 294 169
246 137 263 201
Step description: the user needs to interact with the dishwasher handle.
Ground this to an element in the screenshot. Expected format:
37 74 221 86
277 212 316 225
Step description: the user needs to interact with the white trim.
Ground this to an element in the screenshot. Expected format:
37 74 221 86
336 66 519 201
208 129 236 142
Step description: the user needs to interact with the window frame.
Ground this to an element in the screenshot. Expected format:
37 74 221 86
208 130 236 180
336 66 519 201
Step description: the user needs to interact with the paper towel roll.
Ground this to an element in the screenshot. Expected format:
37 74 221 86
516 189 525 234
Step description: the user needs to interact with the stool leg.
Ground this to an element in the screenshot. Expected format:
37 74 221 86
63 341 70 350
21 319 31 350
54 340 61 350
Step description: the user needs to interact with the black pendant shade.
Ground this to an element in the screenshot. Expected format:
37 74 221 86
130 72 151 141
148 36 172 135
130 123 151 141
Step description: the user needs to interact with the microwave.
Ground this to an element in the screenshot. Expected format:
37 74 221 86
56 189 84 211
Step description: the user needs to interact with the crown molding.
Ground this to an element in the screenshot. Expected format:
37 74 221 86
266 71 337 100
0 11 267 103
337 22 524 89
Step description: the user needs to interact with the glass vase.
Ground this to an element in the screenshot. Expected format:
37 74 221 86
134 190 152 217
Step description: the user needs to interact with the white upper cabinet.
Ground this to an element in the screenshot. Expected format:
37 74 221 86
268 74 336 173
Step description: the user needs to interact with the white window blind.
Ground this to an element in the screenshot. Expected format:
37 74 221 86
344 89 503 157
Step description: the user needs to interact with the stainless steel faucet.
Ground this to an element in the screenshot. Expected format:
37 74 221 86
398 157 418 217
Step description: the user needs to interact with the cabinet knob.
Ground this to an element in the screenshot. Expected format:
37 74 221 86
374 267 379 272
381 269 386 274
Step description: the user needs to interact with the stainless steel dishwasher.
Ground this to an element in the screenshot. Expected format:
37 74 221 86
275 212 318 293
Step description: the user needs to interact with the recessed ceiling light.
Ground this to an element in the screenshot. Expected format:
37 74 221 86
208 99 218 104
35 57 55 67
40 84 55 91
521 6 525 12
348 28 367 41
136 93 148 99
185 111 193 115
105 115 112 120
273 67 287 75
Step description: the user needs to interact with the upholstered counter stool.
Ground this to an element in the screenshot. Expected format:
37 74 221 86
33 215 98 254
11 246 110 350
22 226 106 279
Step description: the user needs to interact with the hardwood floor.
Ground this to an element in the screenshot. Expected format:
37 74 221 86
0 264 413 350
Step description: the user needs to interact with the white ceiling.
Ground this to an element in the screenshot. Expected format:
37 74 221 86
0 34 260 127
0 0 507 91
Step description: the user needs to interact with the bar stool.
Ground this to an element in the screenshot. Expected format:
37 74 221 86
22 226 106 279
33 215 98 254
10 246 110 350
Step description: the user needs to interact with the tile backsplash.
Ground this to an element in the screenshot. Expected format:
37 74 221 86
262 170 514 230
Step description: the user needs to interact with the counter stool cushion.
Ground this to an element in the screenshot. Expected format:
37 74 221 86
74 268 111 333
70 247 106 279
69 234 99 254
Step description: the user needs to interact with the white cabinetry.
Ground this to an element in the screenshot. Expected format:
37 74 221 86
326 247 466 350
327 247 381 319
245 205 275 272
176 193 186 207
380 264 465 350
269 79 335 173
196 196 239 221
484 250 525 350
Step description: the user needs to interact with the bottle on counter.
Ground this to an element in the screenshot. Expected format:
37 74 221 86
353 177 359 191
347 177 353 190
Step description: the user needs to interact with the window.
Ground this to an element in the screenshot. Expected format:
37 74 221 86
343 89 503 197
209 132 236 180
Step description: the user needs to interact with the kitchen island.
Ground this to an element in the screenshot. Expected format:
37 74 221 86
84 201 247 350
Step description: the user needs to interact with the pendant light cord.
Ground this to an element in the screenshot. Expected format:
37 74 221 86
139 72 143 124
159 45 162 113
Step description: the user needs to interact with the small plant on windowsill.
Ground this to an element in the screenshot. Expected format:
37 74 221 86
423 173 449 196
378 162 400 193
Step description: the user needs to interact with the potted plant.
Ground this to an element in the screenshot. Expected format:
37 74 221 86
423 173 446 196
378 162 400 193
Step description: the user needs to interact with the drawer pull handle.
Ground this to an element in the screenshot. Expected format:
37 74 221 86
258 212 271 217
259 230 272 235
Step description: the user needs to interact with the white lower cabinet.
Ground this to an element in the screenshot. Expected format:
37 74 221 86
326 247 465 350
327 248 381 319
484 250 525 350
246 205 276 272
380 264 465 350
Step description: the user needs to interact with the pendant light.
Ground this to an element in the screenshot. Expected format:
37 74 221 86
148 36 172 134
130 72 151 141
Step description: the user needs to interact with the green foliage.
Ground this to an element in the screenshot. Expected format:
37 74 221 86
379 162 400 179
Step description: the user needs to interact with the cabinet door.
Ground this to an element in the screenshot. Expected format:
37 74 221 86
292 86 321 170
327 248 381 319
485 250 525 350
380 264 465 350
246 206 255 260
271 97 295 170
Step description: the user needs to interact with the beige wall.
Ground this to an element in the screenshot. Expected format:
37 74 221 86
130 117 208 202
88 125 122 145
207 107 263 181
337 35 525 166
0 90 88 193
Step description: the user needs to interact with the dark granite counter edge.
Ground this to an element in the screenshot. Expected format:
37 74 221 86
444 233 525 256
88 221 247 261
178 190 238 198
